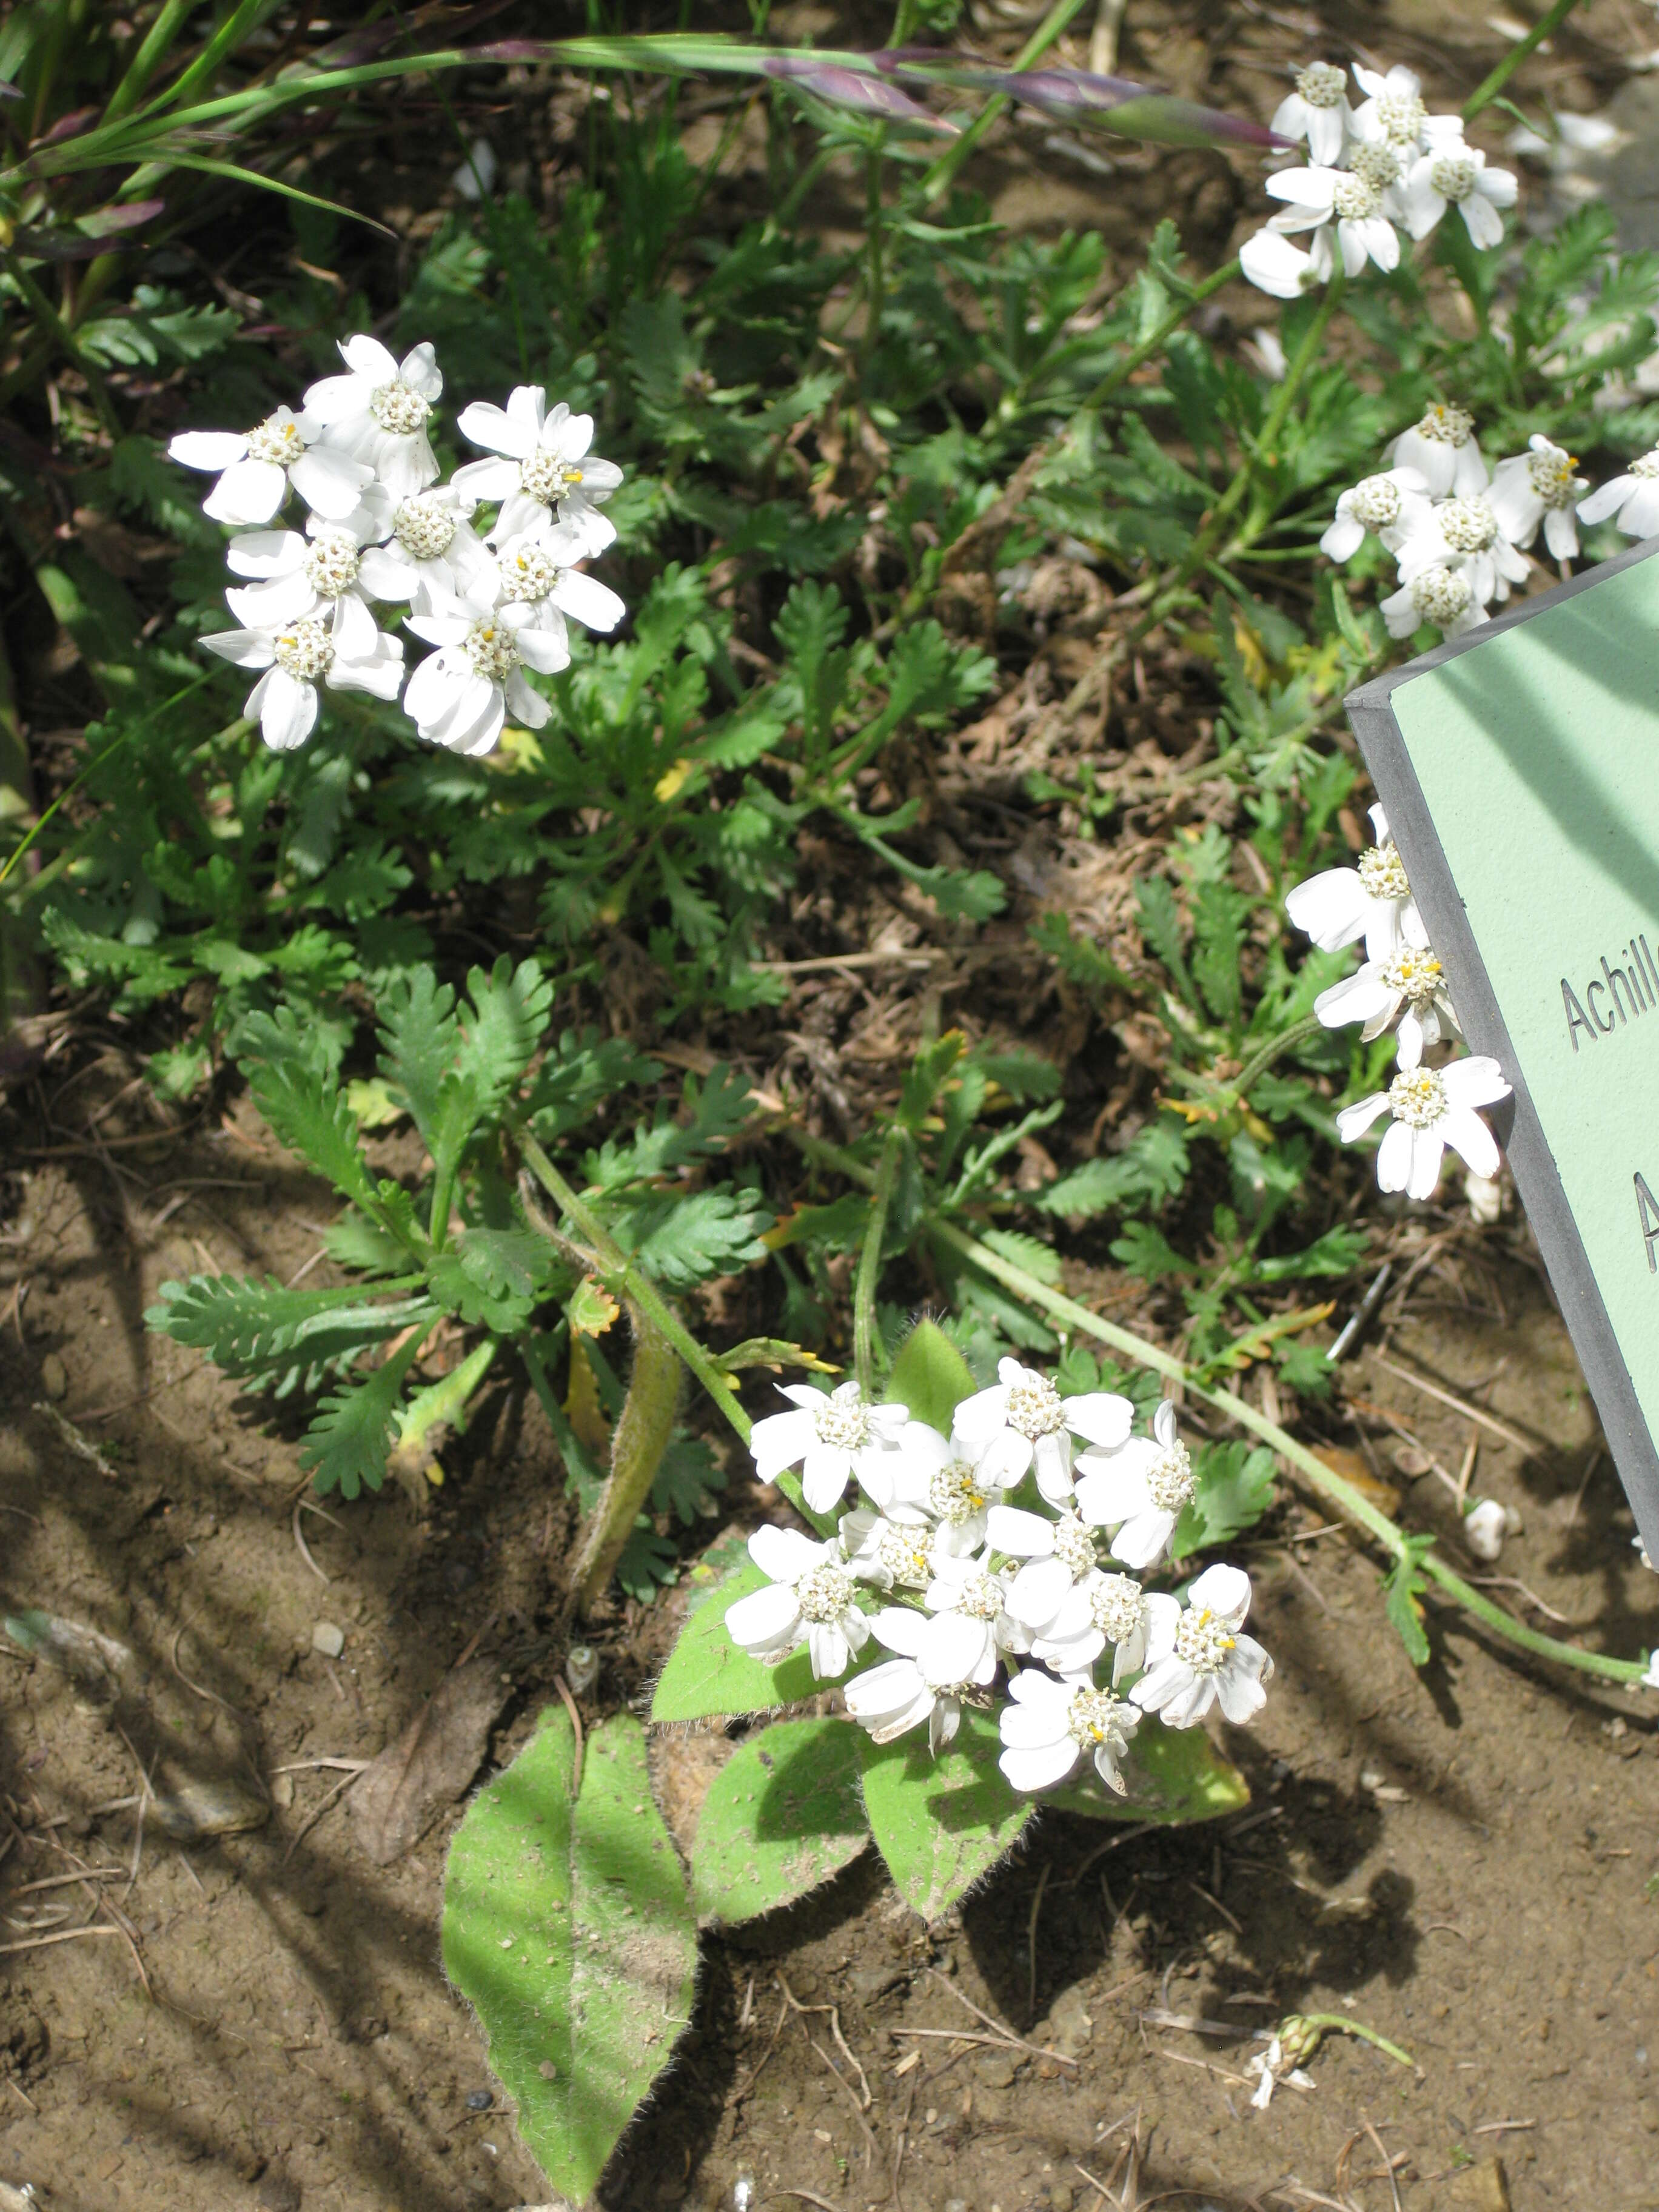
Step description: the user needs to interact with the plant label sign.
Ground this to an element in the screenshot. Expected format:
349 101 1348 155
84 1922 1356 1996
1347 538 1659 1552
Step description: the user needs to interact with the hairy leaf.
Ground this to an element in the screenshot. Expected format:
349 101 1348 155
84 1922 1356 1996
858 1708 1035 1922
691 1717 868 1925
651 1552 823 1723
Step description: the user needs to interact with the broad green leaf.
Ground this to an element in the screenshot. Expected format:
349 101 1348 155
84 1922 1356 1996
691 1717 868 1925
650 1553 821 1723
885 1318 975 1436
1048 1715 1249 1823
442 1709 695 2204
858 1709 1036 1921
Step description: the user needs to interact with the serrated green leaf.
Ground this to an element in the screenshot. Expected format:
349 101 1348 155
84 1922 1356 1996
1170 1443 1276 1563
651 1557 823 1723
884 1319 974 1436
1048 1714 1249 1823
457 955 553 1116
620 1189 771 1289
859 1708 1035 1922
1383 1535 1435 1666
248 1060 378 1213
145 1273 427 1384
691 1717 868 1926
441 1709 695 2204
300 1332 427 1498
377 967 460 1145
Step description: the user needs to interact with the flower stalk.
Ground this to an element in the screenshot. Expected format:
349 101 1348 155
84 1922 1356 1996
854 1128 905 1397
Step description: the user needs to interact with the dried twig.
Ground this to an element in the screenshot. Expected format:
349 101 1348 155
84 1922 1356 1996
552 1672 584 1800
292 1496 330 1584
0 1925 124 1956
1027 1860 1050 2022
923 1965 1078 2065
1369 1351 1535 1453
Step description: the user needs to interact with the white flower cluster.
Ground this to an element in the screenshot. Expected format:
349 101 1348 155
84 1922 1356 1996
169 337 625 755
1245 60 1516 299
1286 803 1510 1199
725 1365 1273 1795
1321 411 1586 641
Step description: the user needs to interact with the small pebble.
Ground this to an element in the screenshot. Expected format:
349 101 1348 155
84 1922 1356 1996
464 2088 494 2111
311 1621 345 1659
39 1354 67 1401
565 1643 600 1695
537 2059 558 2080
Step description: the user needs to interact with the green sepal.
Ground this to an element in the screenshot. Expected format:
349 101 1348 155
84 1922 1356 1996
884 1317 976 1435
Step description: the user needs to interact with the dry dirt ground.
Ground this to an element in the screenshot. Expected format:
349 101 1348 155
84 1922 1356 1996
3 1139 1659 2212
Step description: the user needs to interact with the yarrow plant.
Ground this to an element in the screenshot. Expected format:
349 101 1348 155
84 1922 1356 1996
726 1354 1273 1791
170 338 626 754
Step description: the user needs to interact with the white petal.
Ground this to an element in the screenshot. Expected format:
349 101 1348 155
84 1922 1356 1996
1062 1392 1133 1449
458 399 535 459
919 1610 990 1688
256 666 318 752
1578 476 1634 526
550 569 626 634
749 1523 822 1583
1009 1557 1072 1624
1072 1461 1150 1527
1107 1509 1173 1571
808 1623 850 1679
725 1583 801 1656
200 626 275 669
985 1505 1054 1559
999 1738 1081 1792
1320 511 1365 561
1316 967 1392 1029
203 457 287 525
1336 1090 1392 1144
1188 1562 1251 1623
169 429 249 471
399 340 443 400
1442 1107 1500 1181
1406 1125 1447 1201
289 447 372 520
1443 1055 1510 1110
1284 867 1367 953
868 1606 927 1658
1139 1592 1181 1664
801 1443 853 1515
1542 504 1579 560
1461 191 1505 251
1375 1116 1415 1194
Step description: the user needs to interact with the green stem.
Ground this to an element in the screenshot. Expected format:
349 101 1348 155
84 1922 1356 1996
1463 0 1587 118
102 0 195 124
1299 2014 1415 2071
1230 1011 1325 1099
919 0 1091 202
1079 256 1241 415
854 1129 903 1396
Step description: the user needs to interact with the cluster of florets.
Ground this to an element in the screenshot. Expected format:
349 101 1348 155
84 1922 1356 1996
1287 803 1510 1202
1321 411 1587 644
725 1364 1273 1797
1244 59 1517 298
168 337 625 755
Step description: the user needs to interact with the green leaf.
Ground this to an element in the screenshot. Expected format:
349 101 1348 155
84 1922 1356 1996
691 1716 869 1926
620 1188 771 1288
1048 1714 1249 1823
1382 1534 1435 1667
247 1059 379 1213
884 1318 976 1436
457 955 553 1116
650 1552 822 1723
300 1332 428 1498
145 1274 427 1387
377 966 460 1144
1170 1443 1276 1562
858 1709 1035 1922
441 1709 696 2205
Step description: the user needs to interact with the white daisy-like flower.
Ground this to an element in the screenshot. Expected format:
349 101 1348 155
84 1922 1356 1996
1349 63 1429 152
199 610 404 752
1578 446 1659 541
1487 434 1588 561
1314 942 1458 1064
746 1379 910 1518
1284 804 1426 964
952 1358 1133 1506
842 1605 997 1755
1379 561 1483 640
356 486 495 613
839 1508 941 1593
1028 1568 1150 1683
1239 223 1334 300
1386 403 1488 498
493 526 627 654
1392 489 1530 607
1264 166 1400 278
1271 61 1353 168
1245 2034 1316 2110
922 1550 1030 1672
452 389 624 551
985 1503 1102 1628
723 1524 870 1680
167 404 370 526
1073 1399 1196 1571
303 336 443 500
998 1668 1140 1795
1318 466 1430 563
1400 141 1518 250
401 591 566 757
1336 1054 1511 1200
867 1423 1014 1558
1131 1562 1273 1729
221 497 392 640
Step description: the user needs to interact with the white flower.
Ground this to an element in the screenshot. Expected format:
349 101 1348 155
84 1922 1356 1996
1271 61 1353 168
839 1508 941 1592
1239 223 1333 300
952 1358 1132 1506
1386 403 1488 497
723 1525 869 1680
1379 562 1483 640
1245 2036 1315 2110
985 1503 1102 1627
167 405 370 526
1131 1563 1272 1728
1284 804 1426 963
303 336 443 500
1029 1569 1150 1683
1314 942 1458 1063
1488 435 1588 561
842 1605 997 1755
923 1549 1031 1671
1349 64 1429 151
452 389 624 552
401 592 567 757
1401 142 1518 250
868 1423 1014 1557
493 527 627 654
199 611 403 752
357 486 495 613
1578 446 1659 540
1264 165 1399 278
1318 466 1430 562
747 1379 910 1517
997 1669 1141 1795
1392 490 1530 608
1336 1054 1511 1199
221 498 391 639
1073 1399 1195 1571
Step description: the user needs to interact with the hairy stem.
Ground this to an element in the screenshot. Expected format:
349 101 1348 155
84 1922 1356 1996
1230 1011 1326 1099
1463 0 1587 119
571 1301 683 1618
854 1130 903 1395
